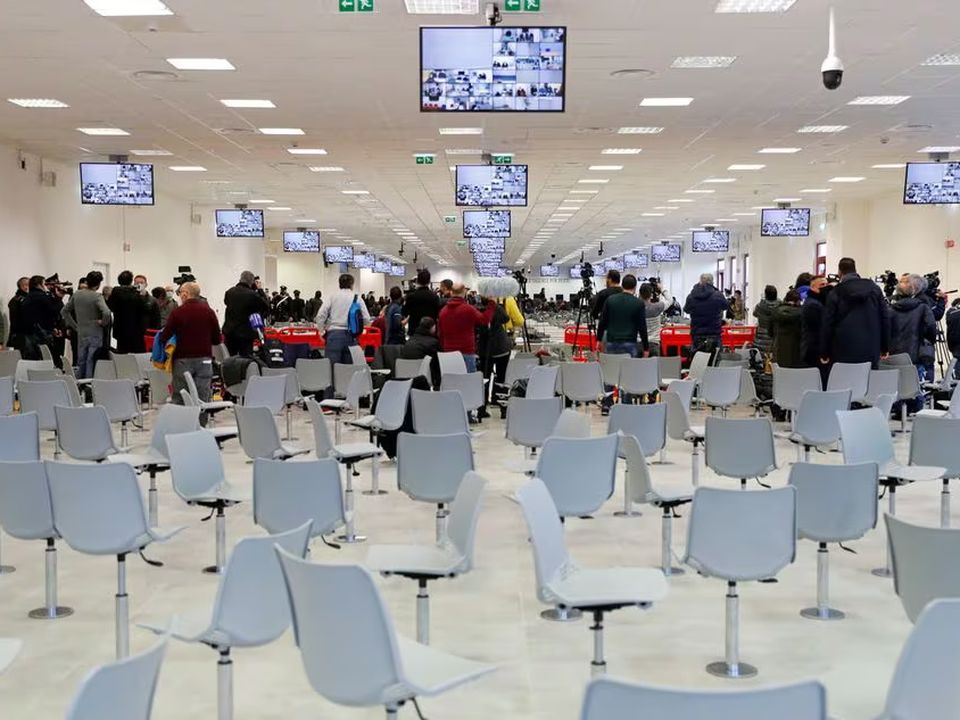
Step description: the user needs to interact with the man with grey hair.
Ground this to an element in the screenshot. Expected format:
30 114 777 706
159 281 222 422
890 272 937 389
222 270 270 357
684 272 729 353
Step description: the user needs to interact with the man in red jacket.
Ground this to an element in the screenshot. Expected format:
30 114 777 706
159 281 222 422
437 283 496 372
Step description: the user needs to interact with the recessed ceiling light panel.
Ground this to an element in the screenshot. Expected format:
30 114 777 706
797 125 849 133
829 176 865 183
439 127 483 135
923 53 960 66
77 127 129 136
404 0 479 12
617 127 664 134
309 166 345 172
758 147 802 154
602 148 643 154
639 97 694 107
221 99 275 108
166 58 235 71
728 164 766 170
169 166 207 172
848 96 910 106
671 56 737 69
130 149 173 156
83 0 172 16
715 0 796 12
286 148 327 155
259 128 304 135
7 98 68 108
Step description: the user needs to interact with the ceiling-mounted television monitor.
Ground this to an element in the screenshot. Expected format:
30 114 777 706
282 230 320 253
539 265 560 277
324 246 354 264
420 26 566 113
473 252 504 265
606 257 625 272
456 164 528 207
476 266 508 277
80 163 154 206
904 162 960 205
623 252 648 268
651 244 682 263
469 237 506 253
390 264 406 277
760 208 811 237
463 210 511 239
352 253 375 269
374 259 392 273
691 230 731 252
568 264 583 279
215 209 264 238
593 261 608 274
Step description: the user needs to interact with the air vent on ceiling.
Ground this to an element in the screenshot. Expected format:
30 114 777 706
131 70 180 82
609 69 656 79
888 123 934 134
573 127 616 136
216 127 257 135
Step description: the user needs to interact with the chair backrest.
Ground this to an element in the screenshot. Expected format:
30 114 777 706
687 351 711 383
113 354 144 383
445 471 486 569
704 417 776 479
580 677 827 720
664 390 694 441
827 361 871 402
910 416 960 477
619 357 660 395
941 381 960 418
526 365 559 399
93 359 118 380
506 397 563 449
620 434 656 505
438 351 467 376
296 358 333 393
608 403 666 456
394 358 429 381
897 364 923 401
243 375 287 415
535 434 619 517
737 368 760 405
342 367 372 411
19 379 71 431
253 458 345 538
788 462 878 543
64 638 167 720
0 376 12 416
276 553 403 707
772 365 823 412
888 514 960 623
883 599 960 720
305 398 335 457
234 405 284 461
504 356 538 386
560 362 604 403
837 408 896 468
684 486 797 581
0 349 21 379
669 379 696 411
657 355 682 384
166 430 227 500
46 461 151 555
332 362 362 398
440 372 485 413
183 370 201 402
148 404 201 458
411 389 469 434
700 367 743 407
866 369 900 404
516 478 572 604
91 379 139 423
15 359 54 386
262 367 302 406
214 343 231 364
62 374 84 408
209 523 312 647
0 412 40 461
348 345 367 366
0 460 55 540
793 389 851 446
551 408 591 439
26 368 62 382
598 353 625 386
55 406 118 461
373 379 413 431
397 432 474 504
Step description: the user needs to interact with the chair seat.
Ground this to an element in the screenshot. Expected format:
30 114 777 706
331 442 382 462
0 639 20 674
276 444 311 460
188 481 251 505
385 636 494 704
209 426 239 442
648 483 696 505
108 449 167 469
320 399 348 411
366 543 465 578
347 415 379 430
76 525 185 557
916 408 948 418
548 566 668 609
882 462 945 483
371 369 392 376
783 432 836 448
202 400 234 412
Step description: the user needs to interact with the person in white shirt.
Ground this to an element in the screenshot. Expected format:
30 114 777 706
316 273 371 364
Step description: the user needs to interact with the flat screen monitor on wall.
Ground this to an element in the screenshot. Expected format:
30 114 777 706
390 264 406 277
469 237 506 253
456 165 529 206
282 231 320 253
324 246 354 264
568 264 583 279
691 230 731 253
623 252 648 268
374 260 392 273
80 163 154 206
651 244 682 263
904 162 960 205
760 208 811 237
352 253 375 269
420 26 567 112
539 265 559 277
606 257 625 272
215 209 265 238
463 210 511 238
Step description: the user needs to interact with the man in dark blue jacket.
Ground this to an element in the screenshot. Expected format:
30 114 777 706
684 273 729 352
819 257 890 369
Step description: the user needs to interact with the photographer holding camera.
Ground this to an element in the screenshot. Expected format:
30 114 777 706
889 273 937 386
639 279 671 356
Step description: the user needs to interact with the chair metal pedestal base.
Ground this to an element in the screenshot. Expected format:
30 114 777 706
336 468 366 544
29 540 73 620
435 504 448 543
801 607 845 621
147 469 159 528
203 506 227 575
217 648 233 720
707 660 758 679
614 470 641 518
541 606 582 622
691 442 701 487
362 454 386 496
613 509 642 518
417 579 430 646
116 554 129 659
285 407 298 442
801 543 845 620
707 581 757 679
942 480 951 529
590 610 607 678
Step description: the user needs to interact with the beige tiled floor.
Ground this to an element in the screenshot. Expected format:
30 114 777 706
0 402 933 718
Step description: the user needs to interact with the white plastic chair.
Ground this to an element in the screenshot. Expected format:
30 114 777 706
147 369 171 408
349 379 413 447
827 361 870 403
909 415 960 528
18 379 72 456
598 353 625 392
367 472 486 645
398 432 474 541
0 376 13 416
55 405 122 462
888 515 960 623
394 357 430 382
664 388 705 486
784 389 851 462
866 369 900 408
918 380 960 419
895 364 924 433
183 370 233 416
551 409 592 439
657 355 682 390
321 365 372 442
619 357 660 398
0 349 21 379
700 367 742 415
15 359 55 387
349 344 368 366
263 366 305 440
683 351 711 386
560 362 606 409
526 365 559 399
296 357 333 397
235 405 310 461
441 372 486 416
516 478 668 674
92 379 142 447
411 389 470 435
438 351 467 376
684 486 797 678
506 397 563 458
705 417 777 490
772 365 823 416
535 434 619 521
253 458 346 541
112 353 147 389
243 374 287 415
0 412 41 574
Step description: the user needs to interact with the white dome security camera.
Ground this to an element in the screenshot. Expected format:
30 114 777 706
821 6 844 90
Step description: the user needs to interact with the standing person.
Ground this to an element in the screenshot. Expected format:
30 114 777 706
597 274 650 410
316 273 371 364
801 276 830 385
402 269 441 336
684 273 729 353
288 290 306 322
820 257 890 369
729 290 746 322
62 271 112 378
20 275 62 363
107 271 150 353
223 270 271 357
889 273 938 385
384 286 405 345
639 282 672 356
158 282 221 424
591 270 623 323
304 291 323 323
771 290 804 368
438 279 455 307
151 287 175 327
947 299 960 371
752 285 781 358
437 283 496 373
7 276 29 351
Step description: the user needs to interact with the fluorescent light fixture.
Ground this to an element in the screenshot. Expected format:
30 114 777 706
341 190 370 195
556 207 580 212
439 127 483 135
828 176 866 183
267 207 292 212
614 228 634 232
715 0 796 12
751 205 775 210
200 180 231 184
639 97 694 107
671 56 737 69
589 165 623 171
7 98 68 108
404 0 479 12
919 146 960 153
578 179 610 184
129 149 173 156
797 125 849 133
309 166 345 172
83 0 172 15
569 190 599 194
166 58 235 71
715 218 738 222
872 163 906 169
168 166 206 172
642 212 665 217
774 197 802 203
728 164 766 171
296 219 317 223
602 148 643 154
848 95 910 106
685 189 715 194
286 148 327 155
668 199 695 203
259 128 304 135
923 53 960 66
758 147 802 154
654 206 680 210
77 127 129 136
618 127 664 134
733 212 757 216
249 199 275 204
318 228 338 232
801 188 832 193
444 148 483 155
703 177 737 183
221 99 275 108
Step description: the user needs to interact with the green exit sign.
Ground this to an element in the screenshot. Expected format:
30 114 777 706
505 0 540 10
415 154 435 165
339 0 374 11
492 154 514 165
444 215 457 224
456 240 467 248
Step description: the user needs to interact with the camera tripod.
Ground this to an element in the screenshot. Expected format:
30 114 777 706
571 288 597 359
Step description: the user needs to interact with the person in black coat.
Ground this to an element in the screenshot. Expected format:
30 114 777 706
590 269 623 322
820 257 890 369
801 275 830 386
7 276 29 351
683 273 729 352
771 290 804 368
889 274 937 377
402 269 441 339
107 270 151 354
400 317 441 388
20 275 63 362
223 271 271 357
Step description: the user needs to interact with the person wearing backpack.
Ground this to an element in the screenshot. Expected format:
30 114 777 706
316 273 371 364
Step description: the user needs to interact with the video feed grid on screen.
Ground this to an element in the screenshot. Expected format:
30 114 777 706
651 244 682 263
691 231 730 253
472 250 504 264
421 27 566 112
456 165 528 206
463 210 511 239
80 163 154 206
606 258 625 272
904 162 960 205
374 260 392 273
469 237 506 253
390 264 406 277
283 231 321 253
568 264 583 279
623 252 648 268
539 265 559 277
761 209 811 237
352 254 375 269
324 246 354 263
216 210 264 238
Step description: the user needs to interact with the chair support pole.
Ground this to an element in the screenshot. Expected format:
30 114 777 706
0 532 15 574
661 507 684 576
435 503 447 543
590 610 606 677
53 429 60 460
363 454 386 496
148 468 158 528
416 579 430 646
691 441 701 487
802 542 844 620
218 648 233 720
707 581 757 679
873 484 897 578
942 479 951 529
337 466 366 544
385 705 399 719
121 421 129 448
614 467 641 518
116 554 129 659
334 415 342 444
30 538 73 620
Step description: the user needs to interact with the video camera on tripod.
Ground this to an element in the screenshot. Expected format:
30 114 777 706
579 261 595 299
